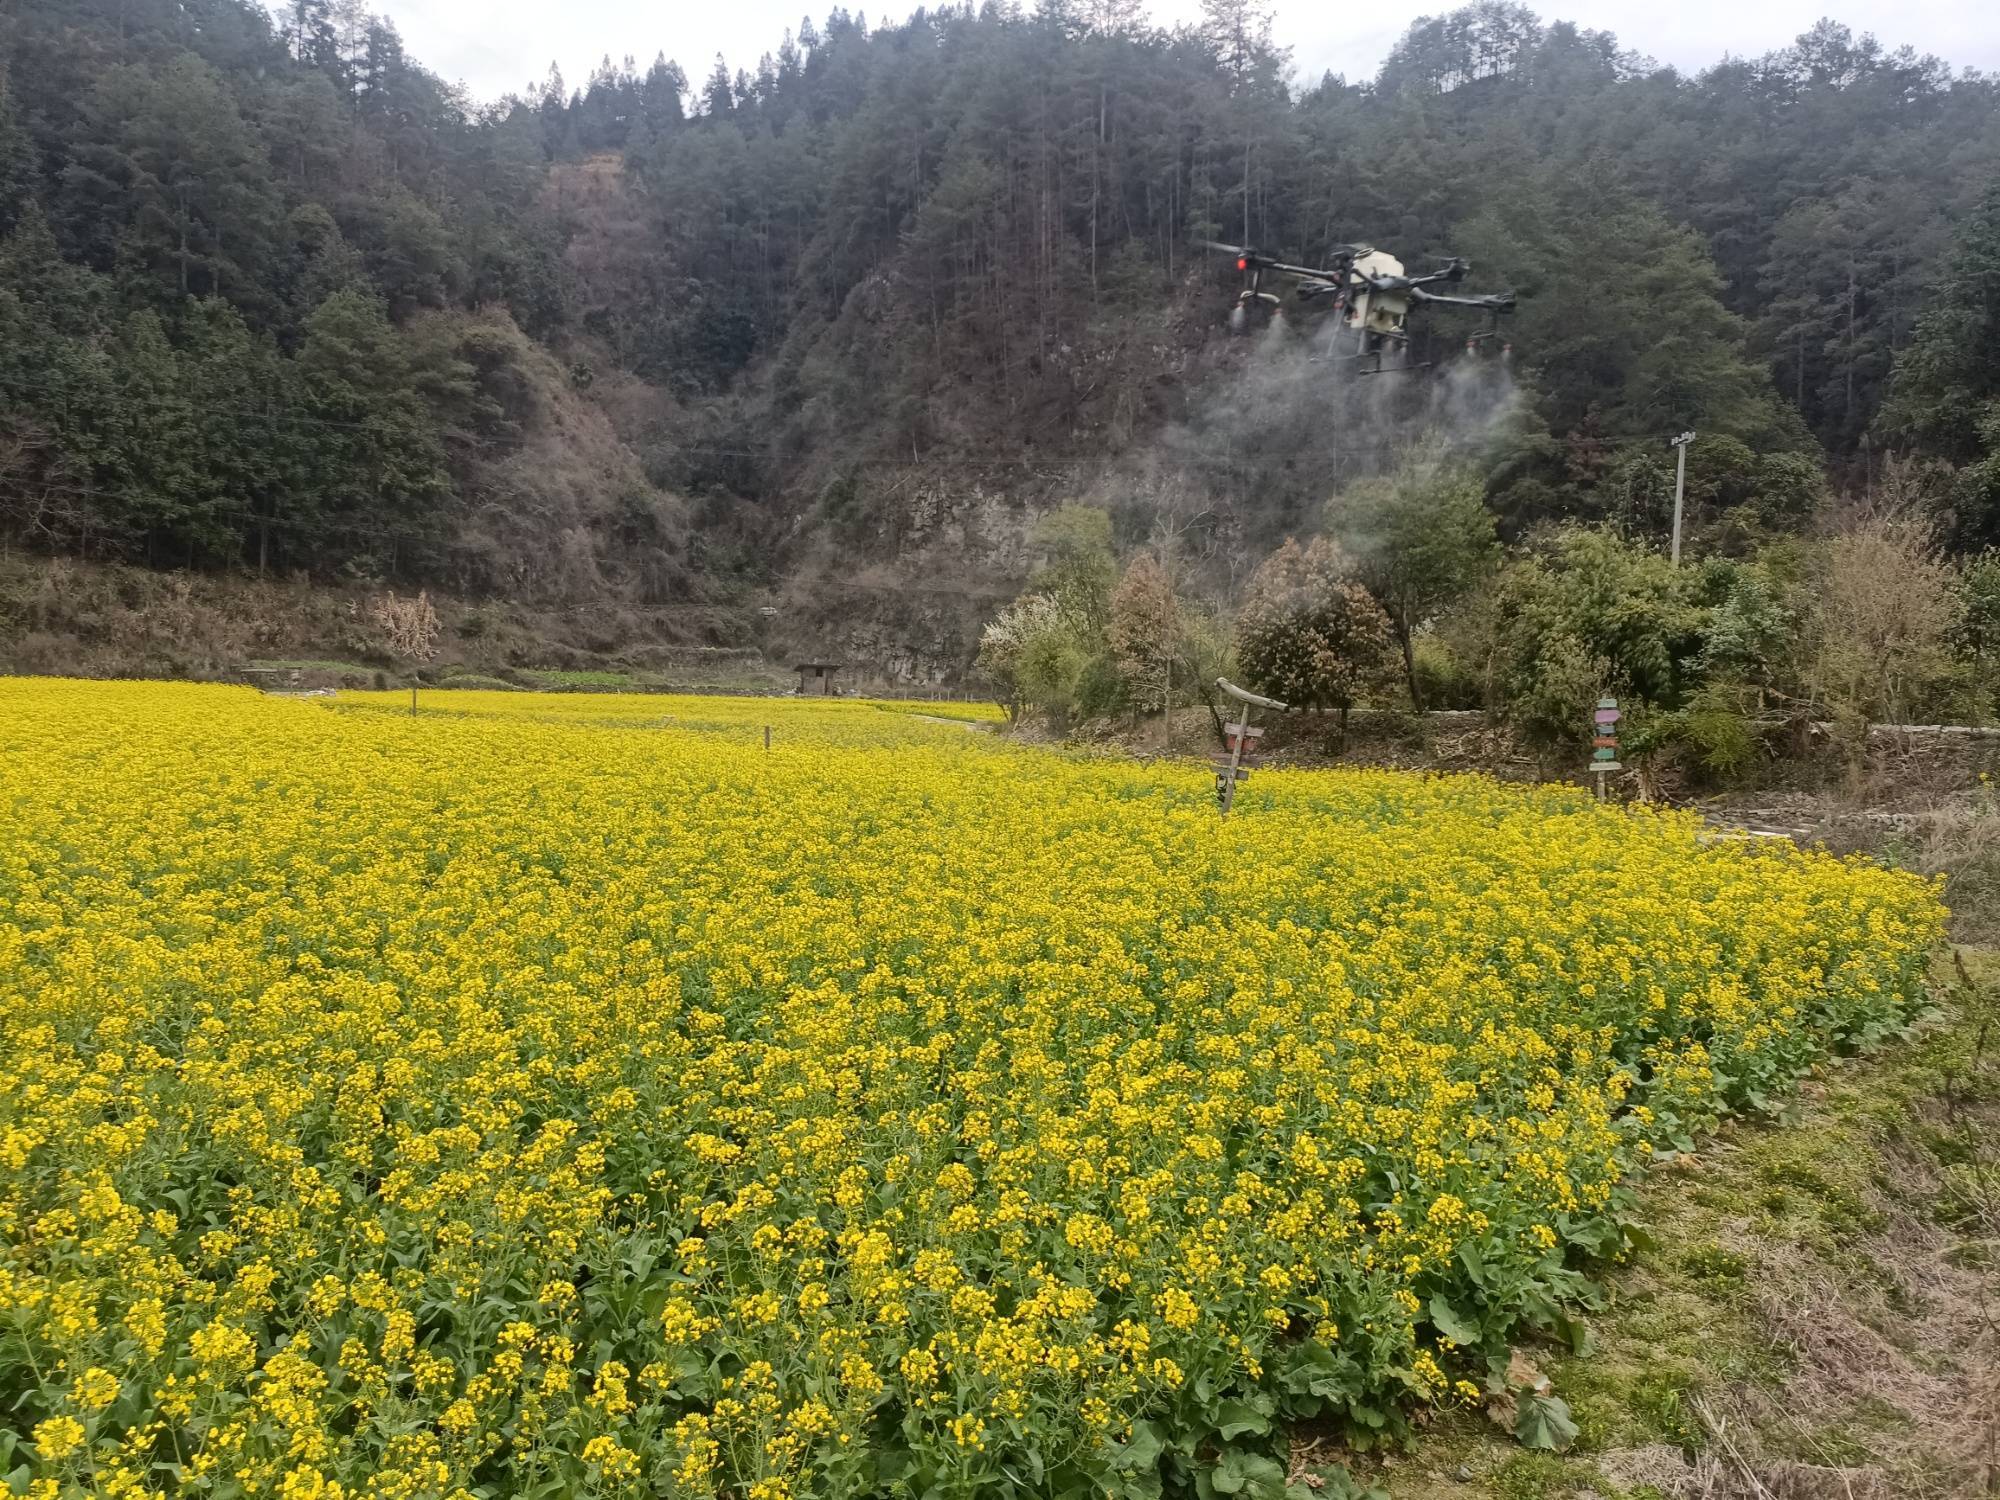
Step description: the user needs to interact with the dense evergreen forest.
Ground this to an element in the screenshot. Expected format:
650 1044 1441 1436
2 0 1999 695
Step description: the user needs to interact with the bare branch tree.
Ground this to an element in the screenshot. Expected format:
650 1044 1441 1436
370 589 441 666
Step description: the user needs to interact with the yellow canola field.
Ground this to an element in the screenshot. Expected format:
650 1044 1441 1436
335 688 1008 736
0 680 1942 1500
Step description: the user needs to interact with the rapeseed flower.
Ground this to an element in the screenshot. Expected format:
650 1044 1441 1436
0 678 1943 1495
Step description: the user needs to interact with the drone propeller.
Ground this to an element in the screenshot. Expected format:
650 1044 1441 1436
1194 239 1264 274
1195 239 1371 280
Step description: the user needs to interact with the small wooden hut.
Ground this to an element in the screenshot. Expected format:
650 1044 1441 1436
794 662 842 696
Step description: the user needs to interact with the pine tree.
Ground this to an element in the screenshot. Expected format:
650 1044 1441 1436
286 0 339 73
640 56 688 132
0 84 30 236
295 288 452 570
702 57 736 117
62 55 281 306
1884 181 2000 463
1884 182 2000 545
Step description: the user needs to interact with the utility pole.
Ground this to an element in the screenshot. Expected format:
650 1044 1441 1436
1669 430 1696 566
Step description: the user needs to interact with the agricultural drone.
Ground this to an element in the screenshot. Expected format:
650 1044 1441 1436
1201 239 1516 373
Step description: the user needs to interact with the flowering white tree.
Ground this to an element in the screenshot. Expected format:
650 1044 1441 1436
976 593 1065 721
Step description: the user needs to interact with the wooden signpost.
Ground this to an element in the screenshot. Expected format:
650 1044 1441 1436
1214 679 1287 816
1591 697 1620 800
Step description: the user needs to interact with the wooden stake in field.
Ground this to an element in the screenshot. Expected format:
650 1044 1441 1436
1214 678 1287 817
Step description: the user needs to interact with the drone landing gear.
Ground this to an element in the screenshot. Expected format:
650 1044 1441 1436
1351 331 1428 377
1463 311 1514 363
1357 355 1433 377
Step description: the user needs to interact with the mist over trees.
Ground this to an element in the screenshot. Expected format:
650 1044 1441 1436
0 0 1997 665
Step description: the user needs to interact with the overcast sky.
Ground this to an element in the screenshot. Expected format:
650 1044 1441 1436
368 0 1998 107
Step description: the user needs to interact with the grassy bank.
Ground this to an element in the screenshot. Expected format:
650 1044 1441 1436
1329 952 1999 1500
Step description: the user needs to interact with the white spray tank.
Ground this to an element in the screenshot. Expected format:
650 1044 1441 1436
1345 249 1411 341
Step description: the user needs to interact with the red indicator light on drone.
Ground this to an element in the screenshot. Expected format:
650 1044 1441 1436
1237 257 1248 271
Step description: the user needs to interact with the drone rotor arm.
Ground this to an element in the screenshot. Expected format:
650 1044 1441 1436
1408 287 1516 313
1405 263 1473 291
1195 240 1368 282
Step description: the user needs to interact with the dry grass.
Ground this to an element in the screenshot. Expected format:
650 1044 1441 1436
0 555 760 685
1716 791 2000 942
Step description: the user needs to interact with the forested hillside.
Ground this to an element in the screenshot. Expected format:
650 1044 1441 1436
1 0 1998 677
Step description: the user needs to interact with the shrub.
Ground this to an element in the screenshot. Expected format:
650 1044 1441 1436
1237 536 1395 749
